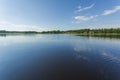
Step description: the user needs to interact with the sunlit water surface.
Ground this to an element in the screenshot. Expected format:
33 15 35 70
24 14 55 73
0 34 120 80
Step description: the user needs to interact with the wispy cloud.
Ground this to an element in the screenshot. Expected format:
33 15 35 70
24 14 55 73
77 3 95 12
74 15 98 23
102 6 120 15
0 21 46 31
73 3 98 23
73 5 120 23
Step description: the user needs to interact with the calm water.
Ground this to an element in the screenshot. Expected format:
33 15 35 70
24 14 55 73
0 34 120 80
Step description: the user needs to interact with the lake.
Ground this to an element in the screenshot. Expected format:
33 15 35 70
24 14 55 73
0 34 120 80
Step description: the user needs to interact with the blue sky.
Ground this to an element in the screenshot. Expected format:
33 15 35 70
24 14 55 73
0 0 120 31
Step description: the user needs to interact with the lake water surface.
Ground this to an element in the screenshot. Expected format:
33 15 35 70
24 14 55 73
0 34 120 80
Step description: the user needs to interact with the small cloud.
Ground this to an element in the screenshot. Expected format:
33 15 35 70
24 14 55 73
77 3 95 12
74 15 98 23
102 6 120 15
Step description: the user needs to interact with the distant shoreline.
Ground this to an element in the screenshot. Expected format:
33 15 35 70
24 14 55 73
0 28 120 36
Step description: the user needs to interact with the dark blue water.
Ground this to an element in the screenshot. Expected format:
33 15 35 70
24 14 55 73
0 34 120 80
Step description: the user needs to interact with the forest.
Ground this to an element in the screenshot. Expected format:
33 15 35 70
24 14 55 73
41 28 120 35
0 28 120 36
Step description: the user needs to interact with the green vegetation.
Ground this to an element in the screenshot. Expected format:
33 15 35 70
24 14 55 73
41 30 62 34
0 30 39 34
65 28 120 35
40 28 120 35
40 28 120 38
0 28 120 36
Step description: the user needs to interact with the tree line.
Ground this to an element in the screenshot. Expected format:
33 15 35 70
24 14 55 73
0 28 120 35
41 28 120 35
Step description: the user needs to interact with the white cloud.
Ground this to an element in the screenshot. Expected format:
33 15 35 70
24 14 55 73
0 21 46 32
73 3 98 23
73 5 120 24
74 15 98 23
103 6 120 15
77 3 95 12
